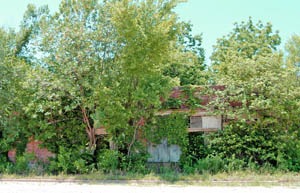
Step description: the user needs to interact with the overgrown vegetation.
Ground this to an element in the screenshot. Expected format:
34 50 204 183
144 113 189 147
0 0 299 177
161 86 204 109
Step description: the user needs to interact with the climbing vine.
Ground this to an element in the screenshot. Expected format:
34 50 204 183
161 86 203 109
144 113 189 148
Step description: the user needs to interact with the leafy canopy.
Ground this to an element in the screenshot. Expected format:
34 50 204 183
211 18 281 67
210 18 299 129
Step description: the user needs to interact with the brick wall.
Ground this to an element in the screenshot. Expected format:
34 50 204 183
8 138 55 163
26 140 55 162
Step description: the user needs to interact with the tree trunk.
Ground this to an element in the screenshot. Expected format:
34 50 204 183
81 106 96 150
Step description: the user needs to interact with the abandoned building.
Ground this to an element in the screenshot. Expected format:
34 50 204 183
8 85 233 164
95 85 228 163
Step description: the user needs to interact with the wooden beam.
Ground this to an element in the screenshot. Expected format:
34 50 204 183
156 109 209 116
188 128 219 132
95 127 107 135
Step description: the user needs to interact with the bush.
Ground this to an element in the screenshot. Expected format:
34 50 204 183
224 155 246 172
208 122 286 168
195 156 224 174
181 155 196 174
48 146 94 174
97 149 120 173
279 131 300 171
0 154 14 174
14 153 36 175
121 152 149 174
185 132 209 162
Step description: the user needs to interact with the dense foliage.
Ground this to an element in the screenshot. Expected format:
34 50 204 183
203 18 300 173
144 113 189 147
0 2 299 175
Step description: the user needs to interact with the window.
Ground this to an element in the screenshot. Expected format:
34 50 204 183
190 116 202 128
189 115 222 132
202 116 222 129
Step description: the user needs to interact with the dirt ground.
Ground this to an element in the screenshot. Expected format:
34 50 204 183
0 181 300 193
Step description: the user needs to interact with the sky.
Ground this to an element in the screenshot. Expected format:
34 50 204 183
0 0 299 64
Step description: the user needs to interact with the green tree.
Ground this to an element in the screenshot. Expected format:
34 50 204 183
210 18 299 129
286 35 300 67
285 35 300 78
0 28 16 58
23 0 189 155
92 0 190 155
211 18 281 67
15 4 50 64
23 0 113 150
208 19 300 169
0 28 31 156
163 22 207 85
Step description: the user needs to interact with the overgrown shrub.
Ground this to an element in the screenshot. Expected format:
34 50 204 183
0 154 14 174
208 121 299 171
121 151 149 174
195 155 224 174
48 146 94 174
13 153 37 175
180 132 211 174
180 155 196 174
278 130 300 171
224 155 246 172
186 132 209 162
97 149 120 173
